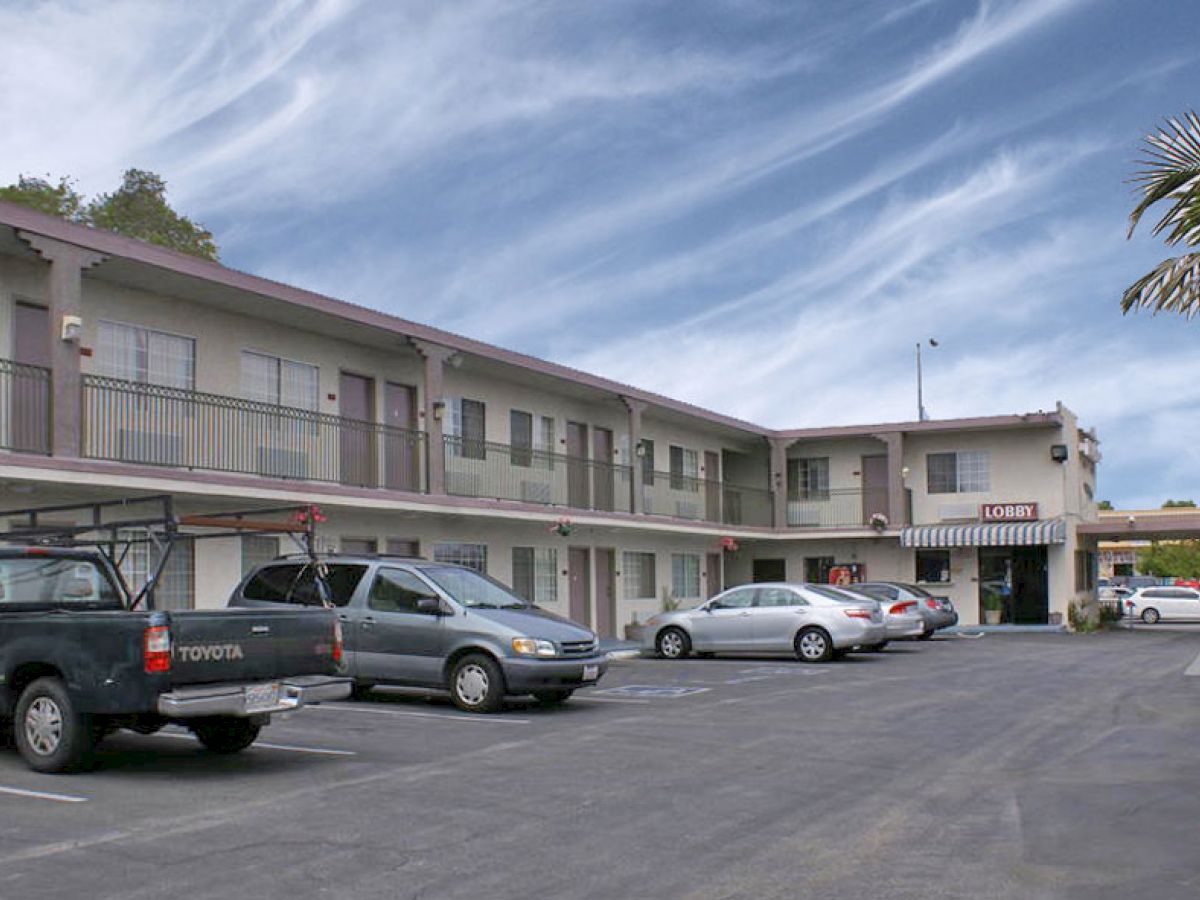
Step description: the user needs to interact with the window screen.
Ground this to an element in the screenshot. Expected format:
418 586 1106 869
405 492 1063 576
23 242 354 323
622 551 656 599
510 410 533 467
433 542 488 573
927 451 990 494
671 553 701 599
96 321 195 390
511 547 557 604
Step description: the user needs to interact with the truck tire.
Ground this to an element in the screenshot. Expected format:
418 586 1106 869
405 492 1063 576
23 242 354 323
14 677 96 773
449 653 505 713
191 717 261 754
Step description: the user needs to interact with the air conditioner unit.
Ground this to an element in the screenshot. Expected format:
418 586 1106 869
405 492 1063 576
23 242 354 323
521 479 553 504
119 429 185 466
675 500 701 520
446 470 483 496
256 447 309 479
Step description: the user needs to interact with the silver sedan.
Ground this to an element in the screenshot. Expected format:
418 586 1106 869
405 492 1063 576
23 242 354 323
641 582 888 663
827 585 925 649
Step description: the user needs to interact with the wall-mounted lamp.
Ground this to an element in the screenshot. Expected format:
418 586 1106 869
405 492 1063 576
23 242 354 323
60 314 82 343
446 353 464 370
1050 444 1069 463
431 399 446 422
634 440 646 458
901 465 910 480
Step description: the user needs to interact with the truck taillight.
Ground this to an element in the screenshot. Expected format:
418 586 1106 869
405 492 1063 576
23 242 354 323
144 624 171 673
332 618 343 664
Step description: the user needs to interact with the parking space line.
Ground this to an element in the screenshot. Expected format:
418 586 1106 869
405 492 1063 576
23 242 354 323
572 695 652 704
0 784 89 804
155 731 357 757
1184 651 1200 676
308 705 533 725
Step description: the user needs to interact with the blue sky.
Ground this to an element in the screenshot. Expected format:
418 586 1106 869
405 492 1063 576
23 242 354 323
2 0 1198 507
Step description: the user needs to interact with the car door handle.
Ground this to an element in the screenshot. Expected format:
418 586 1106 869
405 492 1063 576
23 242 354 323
361 616 375 630
738 611 752 617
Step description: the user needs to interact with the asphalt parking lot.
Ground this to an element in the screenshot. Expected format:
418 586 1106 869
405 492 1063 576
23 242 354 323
3 630 1200 900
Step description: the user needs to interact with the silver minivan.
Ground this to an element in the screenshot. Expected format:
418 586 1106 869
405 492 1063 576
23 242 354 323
230 555 608 712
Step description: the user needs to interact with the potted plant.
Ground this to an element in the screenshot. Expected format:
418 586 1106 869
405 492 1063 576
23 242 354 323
623 612 643 642
982 592 1003 625
659 586 681 613
869 512 889 532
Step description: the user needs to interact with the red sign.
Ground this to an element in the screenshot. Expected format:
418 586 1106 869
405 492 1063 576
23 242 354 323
981 502 1038 522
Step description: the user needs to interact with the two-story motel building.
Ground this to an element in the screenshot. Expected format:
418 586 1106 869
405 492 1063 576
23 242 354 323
0 201 1101 630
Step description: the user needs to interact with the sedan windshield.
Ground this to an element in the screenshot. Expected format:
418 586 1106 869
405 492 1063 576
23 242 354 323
418 566 529 609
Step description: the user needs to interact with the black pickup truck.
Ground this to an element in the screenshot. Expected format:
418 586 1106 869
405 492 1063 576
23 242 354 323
0 546 349 773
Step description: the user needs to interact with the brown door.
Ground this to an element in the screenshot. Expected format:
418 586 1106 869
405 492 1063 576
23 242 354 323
592 427 614 511
706 552 722 598
861 454 889 526
594 548 616 637
568 546 592 627
12 303 50 453
383 381 418 491
339 372 376 486
566 421 590 509
704 451 721 522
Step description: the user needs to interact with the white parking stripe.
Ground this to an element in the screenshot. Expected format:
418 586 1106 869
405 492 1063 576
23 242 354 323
572 695 651 704
0 785 89 804
154 732 356 757
1185 651 1200 676
308 704 532 725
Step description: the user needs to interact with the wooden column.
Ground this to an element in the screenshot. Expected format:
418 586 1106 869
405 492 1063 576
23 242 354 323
410 339 456 495
18 232 105 458
769 436 790 530
621 396 646 514
873 431 907 527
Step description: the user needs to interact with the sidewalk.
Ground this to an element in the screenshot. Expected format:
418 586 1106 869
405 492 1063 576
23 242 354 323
599 638 642 659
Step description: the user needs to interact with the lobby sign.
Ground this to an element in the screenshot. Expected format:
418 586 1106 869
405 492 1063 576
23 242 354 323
981 502 1039 522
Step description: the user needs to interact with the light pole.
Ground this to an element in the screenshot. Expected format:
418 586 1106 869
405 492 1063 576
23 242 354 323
916 338 938 421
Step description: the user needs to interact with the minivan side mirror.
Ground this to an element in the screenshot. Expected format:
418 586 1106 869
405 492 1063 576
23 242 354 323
416 596 445 615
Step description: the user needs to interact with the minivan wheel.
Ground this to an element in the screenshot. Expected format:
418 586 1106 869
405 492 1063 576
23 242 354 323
532 689 573 705
14 677 95 773
795 628 834 663
656 627 690 659
450 654 505 713
1141 608 1160 625
192 717 261 754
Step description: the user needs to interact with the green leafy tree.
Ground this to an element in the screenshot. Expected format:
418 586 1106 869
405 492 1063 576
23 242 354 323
86 169 218 261
0 168 218 261
1138 540 1200 578
1097 500 1114 510
0 174 85 220
1122 112 1200 316
1162 499 1197 508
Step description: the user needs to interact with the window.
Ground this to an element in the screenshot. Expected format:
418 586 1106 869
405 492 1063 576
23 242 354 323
119 535 194 611
433 542 488 573
446 397 486 460
757 587 804 608
622 551 656 599
671 553 701 599
804 556 834 584
788 458 829 501
387 538 420 557
368 567 441 613
640 439 655 486
1075 551 1096 593
241 536 280 576
512 547 558 604
286 564 369 607
240 351 318 411
916 550 951 584
341 537 378 555
96 321 195 390
242 564 303 602
536 415 556 469
712 587 756 609
510 410 533 467
669 445 699 491
0 557 121 606
927 451 990 494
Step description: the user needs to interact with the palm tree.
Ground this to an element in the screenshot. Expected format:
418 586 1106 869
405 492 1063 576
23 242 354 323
1122 112 1200 317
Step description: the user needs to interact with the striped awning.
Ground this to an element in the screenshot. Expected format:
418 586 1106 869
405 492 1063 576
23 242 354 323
900 519 1067 548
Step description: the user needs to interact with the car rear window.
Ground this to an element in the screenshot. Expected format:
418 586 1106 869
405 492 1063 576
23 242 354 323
243 564 303 602
0 556 122 607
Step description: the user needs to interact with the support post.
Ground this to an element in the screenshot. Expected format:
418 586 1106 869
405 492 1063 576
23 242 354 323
410 339 456 496
18 232 105 458
769 437 790 530
621 396 646 515
874 431 907 527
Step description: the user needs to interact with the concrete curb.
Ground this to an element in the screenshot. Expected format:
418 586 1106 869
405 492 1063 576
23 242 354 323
606 649 643 661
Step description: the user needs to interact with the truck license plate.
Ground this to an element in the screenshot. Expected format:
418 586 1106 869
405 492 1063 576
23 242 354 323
583 665 599 681
245 682 280 713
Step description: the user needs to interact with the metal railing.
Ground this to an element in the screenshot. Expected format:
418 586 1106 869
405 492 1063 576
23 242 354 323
82 375 427 491
444 436 633 513
787 487 884 528
0 359 51 454
722 483 774 527
640 471 771 527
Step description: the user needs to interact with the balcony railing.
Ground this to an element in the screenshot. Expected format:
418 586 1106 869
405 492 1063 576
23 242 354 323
82 375 427 491
787 487 888 528
643 471 773 527
444 436 634 514
0 359 51 454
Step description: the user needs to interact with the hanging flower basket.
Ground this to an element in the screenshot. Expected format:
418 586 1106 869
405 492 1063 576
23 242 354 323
719 536 739 553
869 512 889 532
292 505 327 526
550 517 573 537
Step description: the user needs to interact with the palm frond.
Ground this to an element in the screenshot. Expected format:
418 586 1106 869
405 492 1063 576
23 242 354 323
1120 251 1200 317
1128 111 1200 244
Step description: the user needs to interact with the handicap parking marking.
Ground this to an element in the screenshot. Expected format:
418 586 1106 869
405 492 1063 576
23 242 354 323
0 784 89 804
308 704 533 725
156 730 357 757
591 684 711 698
571 694 652 704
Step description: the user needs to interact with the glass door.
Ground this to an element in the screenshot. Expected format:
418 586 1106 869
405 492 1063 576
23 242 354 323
978 548 1012 624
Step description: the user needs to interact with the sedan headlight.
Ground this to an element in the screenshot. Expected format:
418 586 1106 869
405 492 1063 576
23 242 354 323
512 637 557 657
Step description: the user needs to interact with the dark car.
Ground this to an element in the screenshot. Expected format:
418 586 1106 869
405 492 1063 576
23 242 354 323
231 555 608 712
854 582 958 638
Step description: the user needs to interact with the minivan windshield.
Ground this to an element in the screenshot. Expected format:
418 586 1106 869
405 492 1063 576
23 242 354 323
418 566 529 609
